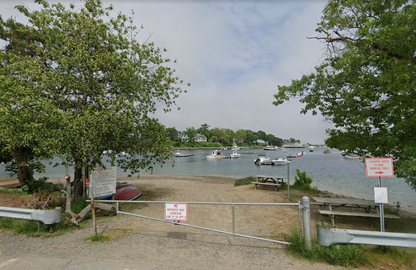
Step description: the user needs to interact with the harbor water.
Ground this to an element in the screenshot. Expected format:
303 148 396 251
1 148 415 213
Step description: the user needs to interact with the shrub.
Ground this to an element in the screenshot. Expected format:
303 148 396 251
293 169 313 190
234 176 256 186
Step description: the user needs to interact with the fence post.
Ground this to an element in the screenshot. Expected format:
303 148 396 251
302 196 312 251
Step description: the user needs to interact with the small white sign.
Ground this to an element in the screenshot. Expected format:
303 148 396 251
365 158 394 177
165 203 187 221
90 167 117 198
374 187 388 204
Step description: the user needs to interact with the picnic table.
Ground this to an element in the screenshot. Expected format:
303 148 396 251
312 197 399 227
251 175 284 191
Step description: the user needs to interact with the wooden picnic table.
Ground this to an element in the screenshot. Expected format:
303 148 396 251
251 175 284 191
312 197 399 227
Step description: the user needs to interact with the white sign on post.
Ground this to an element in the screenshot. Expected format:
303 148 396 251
90 167 117 198
374 187 388 204
365 158 394 177
165 203 187 221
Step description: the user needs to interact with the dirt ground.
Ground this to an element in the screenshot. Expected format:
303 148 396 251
1 175 416 270
1 175 412 234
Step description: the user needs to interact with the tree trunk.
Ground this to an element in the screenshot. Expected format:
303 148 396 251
70 203 116 224
73 167 83 197
17 165 28 185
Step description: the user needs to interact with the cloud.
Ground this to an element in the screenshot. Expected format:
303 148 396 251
1 0 332 144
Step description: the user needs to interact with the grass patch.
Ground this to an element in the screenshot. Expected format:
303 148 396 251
286 228 369 267
286 228 416 269
0 217 72 237
384 217 416 233
86 233 111 242
234 176 256 186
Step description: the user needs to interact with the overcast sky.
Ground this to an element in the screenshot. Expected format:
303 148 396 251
2 0 333 144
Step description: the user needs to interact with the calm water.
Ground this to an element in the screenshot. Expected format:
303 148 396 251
1 148 415 213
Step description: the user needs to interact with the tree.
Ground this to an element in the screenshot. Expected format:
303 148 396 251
1 0 188 221
198 123 210 138
273 0 416 190
234 129 247 143
0 15 59 186
184 127 197 142
244 130 258 144
211 128 223 143
256 130 267 141
166 127 179 141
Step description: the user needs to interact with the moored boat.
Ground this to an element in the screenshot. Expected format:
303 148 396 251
254 157 274 165
174 150 194 157
230 151 241 158
207 150 230 159
271 158 291 165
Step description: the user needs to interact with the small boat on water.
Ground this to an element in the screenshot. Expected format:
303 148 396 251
207 150 230 159
254 157 274 165
174 150 194 157
263 145 278 151
231 142 240 151
271 158 291 165
230 151 241 158
287 152 303 158
343 154 361 160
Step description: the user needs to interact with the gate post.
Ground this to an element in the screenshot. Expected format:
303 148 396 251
302 196 312 251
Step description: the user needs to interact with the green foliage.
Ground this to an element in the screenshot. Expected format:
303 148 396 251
86 233 111 242
0 0 189 177
71 196 91 214
370 246 416 268
0 217 70 237
21 177 49 194
234 176 256 186
293 169 313 190
286 228 369 267
273 0 416 191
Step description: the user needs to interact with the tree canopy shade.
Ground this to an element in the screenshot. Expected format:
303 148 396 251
0 0 189 182
274 0 416 190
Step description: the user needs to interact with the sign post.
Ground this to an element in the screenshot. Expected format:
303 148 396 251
165 203 187 222
90 167 117 235
365 158 394 232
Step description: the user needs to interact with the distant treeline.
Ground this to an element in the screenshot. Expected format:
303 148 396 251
166 124 301 147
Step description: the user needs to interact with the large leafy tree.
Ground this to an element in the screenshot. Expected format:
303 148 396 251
0 17 59 185
1 0 188 190
274 0 416 190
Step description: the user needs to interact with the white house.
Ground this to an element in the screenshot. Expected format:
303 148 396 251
178 132 189 142
193 134 207 142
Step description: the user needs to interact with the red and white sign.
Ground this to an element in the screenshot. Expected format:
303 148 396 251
165 203 187 221
365 158 394 177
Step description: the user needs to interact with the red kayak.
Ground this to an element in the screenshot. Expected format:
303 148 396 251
115 185 141 201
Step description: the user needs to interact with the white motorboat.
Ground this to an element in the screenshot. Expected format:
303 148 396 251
343 154 361 160
207 150 223 159
254 157 274 165
174 150 194 157
231 142 240 151
272 158 291 165
230 151 241 158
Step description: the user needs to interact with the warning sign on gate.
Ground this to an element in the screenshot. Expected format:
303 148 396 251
365 158 394 177
165 203 187 221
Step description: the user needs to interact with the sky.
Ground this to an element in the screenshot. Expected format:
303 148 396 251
2 0 334 144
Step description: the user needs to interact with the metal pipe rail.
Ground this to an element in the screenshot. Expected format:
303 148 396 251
0 206 61 225
92 200 300 245
317 226 416 248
